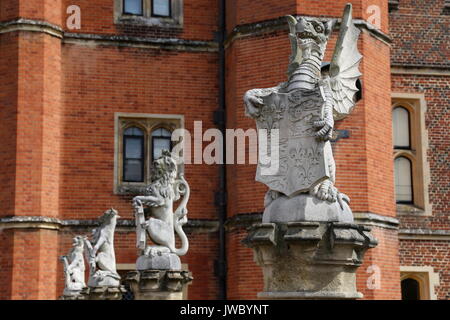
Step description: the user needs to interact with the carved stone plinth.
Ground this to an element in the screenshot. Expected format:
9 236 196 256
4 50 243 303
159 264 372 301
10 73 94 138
59 290 85 300
136 253 181 271
124 270 193 300
80 286 126 300
243 222 377 299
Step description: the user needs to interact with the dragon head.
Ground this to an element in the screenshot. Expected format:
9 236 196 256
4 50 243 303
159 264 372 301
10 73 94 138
295 17 334 60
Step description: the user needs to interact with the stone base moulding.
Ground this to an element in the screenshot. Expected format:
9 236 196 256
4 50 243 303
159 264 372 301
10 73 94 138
124 270 193 300
79 286 126 300
243 222 378 300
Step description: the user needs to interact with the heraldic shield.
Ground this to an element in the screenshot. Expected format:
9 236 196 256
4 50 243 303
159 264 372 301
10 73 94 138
255 87 330 197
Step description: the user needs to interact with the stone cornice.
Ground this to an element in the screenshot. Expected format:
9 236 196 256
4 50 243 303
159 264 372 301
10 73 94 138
225 212 400 231
353 212 399 230
0 216 219 233
0 18 64 38
391 65 450 76
225 15 392 48
399 228 450 241
0 18 217 52
64 32 218 52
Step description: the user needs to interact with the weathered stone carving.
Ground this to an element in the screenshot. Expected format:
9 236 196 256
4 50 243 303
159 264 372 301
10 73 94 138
60 236 86 297
243 4 378 300
124 270 193 300
84 208 121 287
244 3 363 223
243 222 378 299
132 150 190 271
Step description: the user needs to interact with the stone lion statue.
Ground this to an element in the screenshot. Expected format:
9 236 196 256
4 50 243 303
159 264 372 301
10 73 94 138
133 150 190 270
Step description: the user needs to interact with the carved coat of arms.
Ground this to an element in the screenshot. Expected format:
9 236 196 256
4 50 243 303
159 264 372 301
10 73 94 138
254 88 330 197
244 4 362 208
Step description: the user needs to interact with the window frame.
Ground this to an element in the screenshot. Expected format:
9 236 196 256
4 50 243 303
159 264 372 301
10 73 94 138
114 0 183 29
400 266 440 300
392 106 412 150
151 127 173 161
114 113 184 195
151 0 172 18
122 0 144 16
391 94 432 216
394 155 414 205
122 126 146 183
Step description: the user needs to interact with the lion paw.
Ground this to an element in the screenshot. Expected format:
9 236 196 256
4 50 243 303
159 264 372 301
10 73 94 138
310 179 350 210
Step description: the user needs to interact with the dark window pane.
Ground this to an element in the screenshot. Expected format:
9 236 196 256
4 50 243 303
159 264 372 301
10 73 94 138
153 0 171 17
124 0 143 15
153 137 171 159
401 278 420 300
124 159 143 182
125 137 143 159
392 107 410 148
394 157 413 203
124 127 144 136
152 127 171 137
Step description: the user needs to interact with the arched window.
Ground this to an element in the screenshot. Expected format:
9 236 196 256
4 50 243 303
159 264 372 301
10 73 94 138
392 106 411 149
394 156 413 203
123 127 145 182
401 278 420 300
152 127 172 160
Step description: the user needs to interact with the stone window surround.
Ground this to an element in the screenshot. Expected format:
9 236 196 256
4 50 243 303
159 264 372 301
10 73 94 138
400 266 440 300
114 112 184 195
114 0 183 29
392 93 432 216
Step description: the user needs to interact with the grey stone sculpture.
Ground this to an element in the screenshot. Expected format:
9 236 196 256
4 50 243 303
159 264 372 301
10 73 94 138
84 208 121 287
244 3 363 224
132 150 190 271
60 236 86 297
243 4 378 299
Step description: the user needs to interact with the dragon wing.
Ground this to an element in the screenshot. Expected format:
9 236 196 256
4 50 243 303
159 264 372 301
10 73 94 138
286 15 303 77
328 3 362 120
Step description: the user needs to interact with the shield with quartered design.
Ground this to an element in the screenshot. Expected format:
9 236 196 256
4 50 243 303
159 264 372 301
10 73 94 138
254 88 330 197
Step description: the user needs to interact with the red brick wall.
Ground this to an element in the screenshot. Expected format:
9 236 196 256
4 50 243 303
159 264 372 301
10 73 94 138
60 44 219 220
58 0 218 40
389 0 449 68
0 32 18 218
400 240 450 300
390 0 449 300
357 227 401 299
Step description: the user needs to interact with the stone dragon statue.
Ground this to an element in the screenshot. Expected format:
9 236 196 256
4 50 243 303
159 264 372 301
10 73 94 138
84 208 121 287
60 235 86 295
132 150 190 270
244 3 362 213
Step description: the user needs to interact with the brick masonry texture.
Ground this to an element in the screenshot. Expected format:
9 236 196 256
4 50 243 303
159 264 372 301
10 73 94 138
389 0 450 300
0 0 447 300
389 0 449 67
400 240 450 299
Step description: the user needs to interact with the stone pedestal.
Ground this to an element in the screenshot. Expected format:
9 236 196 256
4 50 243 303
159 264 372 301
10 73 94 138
59 290 85 300
80 286 126 300
124 270 193 300
243 221 377 299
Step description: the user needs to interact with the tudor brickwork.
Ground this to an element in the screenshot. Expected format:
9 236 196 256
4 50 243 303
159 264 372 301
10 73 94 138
389 0 450 300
